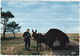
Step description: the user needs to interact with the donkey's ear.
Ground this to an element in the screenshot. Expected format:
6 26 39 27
32 29 34 32
35 30 37 32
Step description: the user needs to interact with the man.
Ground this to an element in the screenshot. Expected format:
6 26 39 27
23 29 31 50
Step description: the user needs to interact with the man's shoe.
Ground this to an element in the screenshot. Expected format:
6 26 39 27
25 47 27 50
27 49 30 51
25 48 27 50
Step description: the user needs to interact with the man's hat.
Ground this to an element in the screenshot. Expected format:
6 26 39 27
27 29 29 30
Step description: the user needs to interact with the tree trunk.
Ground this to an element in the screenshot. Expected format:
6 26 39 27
3 24 6 39
3 30 5 39
13 31 15 38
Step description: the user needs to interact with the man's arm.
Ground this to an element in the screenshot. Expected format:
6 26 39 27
23 32 26 37
23 32 27 38
29 33 31 38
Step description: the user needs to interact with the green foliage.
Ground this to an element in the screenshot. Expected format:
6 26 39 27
1 11 14 23
6 21 21 33
1 11 14 19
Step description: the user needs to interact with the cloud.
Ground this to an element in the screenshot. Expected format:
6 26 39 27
1 1 79 33
72 27 79 30
51 18 79 21
67 27 79 33
70 4 79 14
19 22 53 25
66 18 79 21
19 23 31 25
6 1 79 20
7 1 46 8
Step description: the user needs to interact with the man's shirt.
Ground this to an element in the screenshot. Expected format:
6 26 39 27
23 32 31 40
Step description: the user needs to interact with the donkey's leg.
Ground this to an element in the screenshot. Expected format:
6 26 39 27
37 42 38 51
40 43 41 51
45 42 48 50
45 44 47 50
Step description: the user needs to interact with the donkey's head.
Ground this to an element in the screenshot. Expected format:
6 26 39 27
32 29 39 39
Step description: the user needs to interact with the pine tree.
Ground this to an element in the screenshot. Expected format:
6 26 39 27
1 8 14 39
6 21 21 38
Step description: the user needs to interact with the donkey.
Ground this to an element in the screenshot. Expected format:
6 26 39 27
45 28 69 48
32 30 48 51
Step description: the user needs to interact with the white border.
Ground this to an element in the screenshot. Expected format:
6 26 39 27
0 0 79 56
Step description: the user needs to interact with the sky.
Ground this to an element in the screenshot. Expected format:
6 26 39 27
1 1 79 33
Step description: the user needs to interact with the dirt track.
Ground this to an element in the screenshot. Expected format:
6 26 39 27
52 40 79 55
